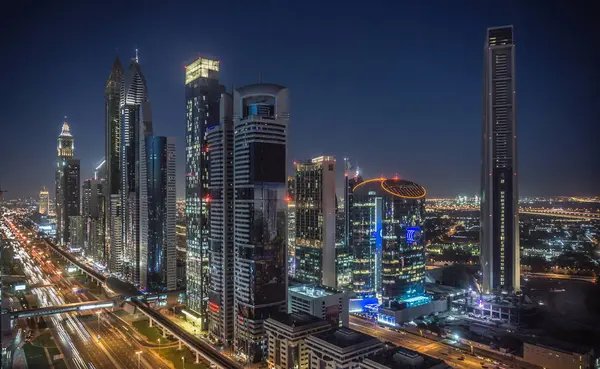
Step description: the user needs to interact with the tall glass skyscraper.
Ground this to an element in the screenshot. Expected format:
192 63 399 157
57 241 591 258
38 186 49 215
185 57 224 325
233 84 289 362
120 56 151 287
481 26 520 294
206 93 234 345
146 136 177 292
350 178 426 304
105 56 124 275
294 156 336 287
55 120 75 246
62 159 81 246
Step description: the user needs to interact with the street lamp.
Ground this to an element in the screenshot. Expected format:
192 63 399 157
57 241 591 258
181 356 185 368
157 338 161 352
135 351 142 369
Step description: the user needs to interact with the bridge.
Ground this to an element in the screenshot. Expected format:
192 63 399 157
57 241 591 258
520 209 600 221
131 298 242 369
3 299 118 319
40 237 106 284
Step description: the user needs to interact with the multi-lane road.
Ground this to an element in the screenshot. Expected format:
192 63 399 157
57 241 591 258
349 315 540 369
1 216 184 369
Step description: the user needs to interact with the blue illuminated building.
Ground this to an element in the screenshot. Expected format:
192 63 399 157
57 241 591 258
145 136 176 292
349 178 427 306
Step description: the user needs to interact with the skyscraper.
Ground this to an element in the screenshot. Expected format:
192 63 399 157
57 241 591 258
145 136 177 292
206 93 234 345
350 178 426 303
38 186 49 215
62 159 80 246
294 156 336 287
481 26 520 294
185 56 224 324
286 176 296 277
120 56 151 286
105 56 124 274
233 83 289 362
55 120 75 246
83 179 105 263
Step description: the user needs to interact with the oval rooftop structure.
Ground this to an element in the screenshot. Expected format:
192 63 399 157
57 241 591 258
353 178 426 199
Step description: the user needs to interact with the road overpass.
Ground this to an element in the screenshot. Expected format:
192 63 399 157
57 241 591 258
3 299 118 319
131 298 242 369
40 237 106 284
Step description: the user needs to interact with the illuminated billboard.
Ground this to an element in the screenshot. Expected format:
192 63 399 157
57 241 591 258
14 284 26 291
406 227 421 243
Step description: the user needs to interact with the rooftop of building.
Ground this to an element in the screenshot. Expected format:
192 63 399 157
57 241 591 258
353 178 426 199
267 312 330 329
310 327 380 349
362 346 448 369
289 283 343 298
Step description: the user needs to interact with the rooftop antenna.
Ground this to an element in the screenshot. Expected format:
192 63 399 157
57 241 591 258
135 48 139 63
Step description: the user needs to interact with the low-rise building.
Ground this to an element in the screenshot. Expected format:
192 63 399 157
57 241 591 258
523 341 595 369
265 312 332 369
360 346 450 369
306 327 383 369
288 284 349 327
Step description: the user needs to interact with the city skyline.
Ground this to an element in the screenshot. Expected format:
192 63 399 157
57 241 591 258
1 2 596 199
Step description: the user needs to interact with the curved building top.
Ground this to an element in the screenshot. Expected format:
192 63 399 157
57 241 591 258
353 178 426 199
235 83 287 97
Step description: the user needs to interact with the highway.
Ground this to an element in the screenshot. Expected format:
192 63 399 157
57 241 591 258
131 298 243 368
349 315 538 369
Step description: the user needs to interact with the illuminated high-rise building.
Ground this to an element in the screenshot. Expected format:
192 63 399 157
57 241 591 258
185 56 224 325
120 55 151 286
287 176 296 277
38 186 49 215
145 136 177 292
83 179 105 264
350 178 426 303
294 156 336 287
62 159 80 246
105 56 124 274
233 83 289 362
481 26 520 294
206 93 234 345
55 120 75 246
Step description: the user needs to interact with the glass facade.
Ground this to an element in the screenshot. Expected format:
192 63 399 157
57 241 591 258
185 57 224 325
350 178 426 304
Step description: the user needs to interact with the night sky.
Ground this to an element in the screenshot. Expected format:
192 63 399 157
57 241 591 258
1 0 597 199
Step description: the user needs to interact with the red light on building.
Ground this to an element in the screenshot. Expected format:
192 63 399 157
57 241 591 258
285 196 291 202
204 146 210 152
209 302 220 313
204 195 211 202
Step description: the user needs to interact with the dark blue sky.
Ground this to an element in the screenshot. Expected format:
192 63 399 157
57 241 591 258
1 0 597 198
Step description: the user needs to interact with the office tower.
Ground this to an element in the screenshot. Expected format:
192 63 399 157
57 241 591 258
288 285 349 327
343 160 363 253
306 328 383 368
94 159 106 181
106 56 124 274
294 156 336 287
69 215 85 250
287 176 296 277
55 120 74 245
206 93 234 345
350 178 426 304
145 136 177 292
120 55 151 286
83 179 105 263
335 197 352 290
264 312 331 369
61 159 80 245
233 84 289 362
185 56 224 324
481 26 520 294
38 186 49 215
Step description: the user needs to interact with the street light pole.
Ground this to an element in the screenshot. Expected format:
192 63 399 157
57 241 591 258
136 351 142 369
181 356 185 369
